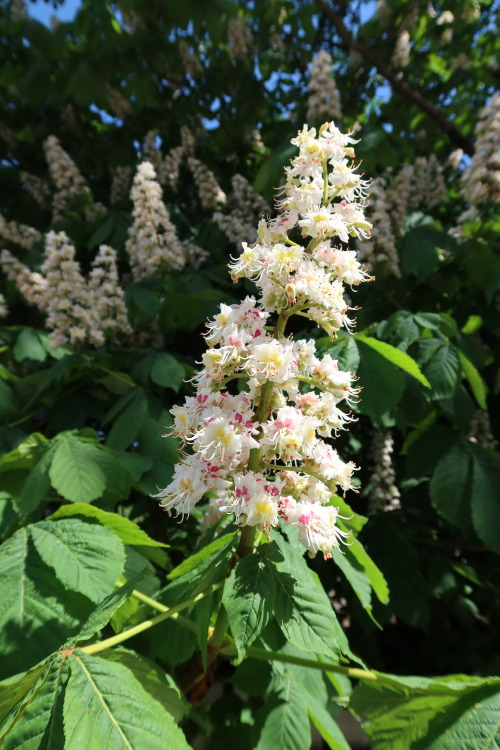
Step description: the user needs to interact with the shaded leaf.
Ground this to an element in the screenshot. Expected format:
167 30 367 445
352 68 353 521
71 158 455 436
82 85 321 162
49 436 106 503
64 651 190 749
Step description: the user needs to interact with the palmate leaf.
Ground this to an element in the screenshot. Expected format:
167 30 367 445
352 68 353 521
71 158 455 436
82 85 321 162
356 341 405 422
49 503 167 548
30 519 125 603
423 687 500 749
273 534 348 661
63 650 190 750
470 445 500 554
306 697 350 750
332 532 389 619
457 350 488 409
356 335 430 388
223 548 277 659
430 440 472 527
103 648 189 723
0 518 125 678
17 443 56 516
0 660 50 729
421 341 461 400
49 435 107 503
254 685 311 750
1 657 68 750
0 529 88 678
351 671 500 750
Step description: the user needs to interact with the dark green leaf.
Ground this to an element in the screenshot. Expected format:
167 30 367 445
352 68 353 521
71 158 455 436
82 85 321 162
63 651 190 749
430 441 472 526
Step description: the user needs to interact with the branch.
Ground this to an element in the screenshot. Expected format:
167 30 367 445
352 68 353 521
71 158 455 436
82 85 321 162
315 0 473 155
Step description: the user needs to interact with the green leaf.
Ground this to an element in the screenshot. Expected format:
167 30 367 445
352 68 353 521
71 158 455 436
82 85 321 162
357 340 405 421
105 388 148 451
423 686 500 749
255 683 311 750
357 336 430 387
194 593 214 671
273 534 346 661
87 213 114 250
150 353 185 392
457 350 488 409
17 443 55 515
430 441 472 527
332 531 389 617
470 446 500 554
402 227 442 279
306 697 350 750
422 342 461 400
168 531 237 580
103 649 189 723
74 570 149 643
13 328 47 363
63 651 190 749
0 659 49 728
1 657 68 750
223 549 277 659
49 503 167 547
30 518 125 603
49 436 107 503
0 528 90 678
351 671 500 750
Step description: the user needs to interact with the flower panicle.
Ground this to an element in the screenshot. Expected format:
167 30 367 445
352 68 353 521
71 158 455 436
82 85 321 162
155 122 374 559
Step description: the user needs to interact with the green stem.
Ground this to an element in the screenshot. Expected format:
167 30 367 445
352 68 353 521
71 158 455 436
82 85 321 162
221 643 380 682
80 582 222 656
210 606 228 648
130 590 197 633
322 159 329 206
262 462 326 483
235 526 258 558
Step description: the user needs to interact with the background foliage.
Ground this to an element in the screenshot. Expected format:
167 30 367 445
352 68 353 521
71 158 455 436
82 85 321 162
0 0 499 747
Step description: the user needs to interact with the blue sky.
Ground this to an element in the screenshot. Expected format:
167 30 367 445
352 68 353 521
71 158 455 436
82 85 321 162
28 0 81 26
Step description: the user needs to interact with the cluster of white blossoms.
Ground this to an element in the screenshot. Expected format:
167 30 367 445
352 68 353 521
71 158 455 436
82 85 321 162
368 431 400 512
0 293 8 318
110 166 132 205
468 409 497 450
359 177 400 278
392 30 411 69
307 50 342 125
178 39 203 78
126 161 186 280
227 17 253 61
0 215 41 250
188 157 227 210
452 93 500 237
43 136 104 221
461 92 500 206
1 232 131 347
213 174 270 246
154 122 374 559
20 171 51 209
10 0 28 21
387 156 447 237
105 84 132 119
